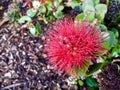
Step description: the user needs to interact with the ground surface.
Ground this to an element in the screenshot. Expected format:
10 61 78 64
0 0 120 90
0 1 78 90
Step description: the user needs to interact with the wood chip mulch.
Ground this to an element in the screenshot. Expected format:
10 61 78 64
0 23 77 90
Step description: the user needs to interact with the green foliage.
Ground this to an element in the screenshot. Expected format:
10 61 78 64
86 63 104 76
95 4 107 21
109 44 120 58
72 1 120 89
27 8 37 17
82 0 94 13
18 16 31 23
103 31 118 50
86 12 95 22
75 0 107 23
85 77 98 88
78 80 84 86
28 22 41 35
17 0 64 35
5 1 120 88
29 22 42 35
37 5 46 14
35 22 41 34
100 24 107 31
75 13 84 20
41 0 64 20
53 11 63 19
7 3 20 23
93 0 100 5
111 28 119 38
29 26 36 35
65 0 81 8
54 0 60 7
107 28 120 58
76 60 92 79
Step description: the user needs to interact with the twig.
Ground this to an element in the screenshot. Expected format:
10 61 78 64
112 59 120 63
0 17 9 27
1 82 27 90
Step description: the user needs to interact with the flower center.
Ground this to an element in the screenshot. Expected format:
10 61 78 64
72 47 77 56
73 47 77 51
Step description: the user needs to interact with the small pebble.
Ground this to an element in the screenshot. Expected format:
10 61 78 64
4 72 11 78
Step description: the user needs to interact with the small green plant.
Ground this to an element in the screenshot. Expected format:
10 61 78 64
75 0 107 23
65 0 81 8
7 3 20 23
18 0 64 35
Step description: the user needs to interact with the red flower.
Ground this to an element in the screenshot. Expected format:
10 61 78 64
39 0 46 3
45 19 106 76
25 0 32 7
50 0 54 2
39 0 54 3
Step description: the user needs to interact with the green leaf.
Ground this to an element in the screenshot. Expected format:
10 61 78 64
95 4 107 20
95 4 107 14
47 12 53 21
100 24 107 31
93 0 100 6
78 80 84 86
18 16 31 23
111 47 120 57
109 45 120 58
82 0 94 7
53 11 62 18
83 5 95 14
29 26 36 35
103 31 118 49
37 5 46 16
111 28 119 38
7 6 20 22
75 13 84 20
57 5 64 11
7 10 16 22
69 1 81 8
58 0 62 3
65 0 81 9
85 77 98 87
46 1 53 11
27 8 37 17
87 87 95 90
86 63 104 76
42 15 48 24
54 1 59 7
35 22 41 34
87 12 95 22
38 6 46 14
82 0 94 13
78 60 91 78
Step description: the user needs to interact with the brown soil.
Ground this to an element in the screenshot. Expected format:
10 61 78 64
97 63 120 90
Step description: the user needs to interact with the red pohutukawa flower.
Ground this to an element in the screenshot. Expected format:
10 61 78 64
39 0 54 3
45 19 106 76
39 0 46 3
